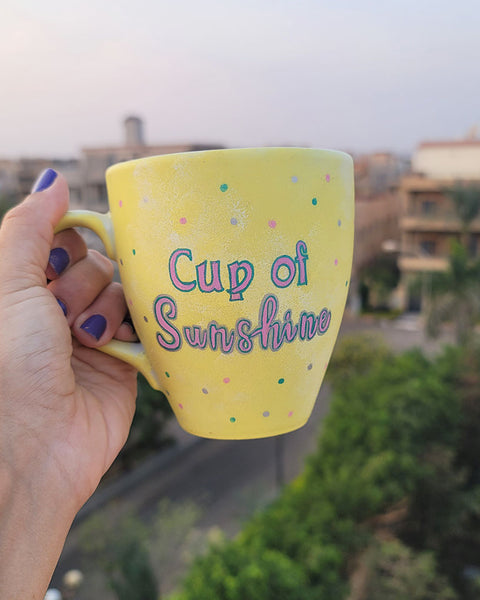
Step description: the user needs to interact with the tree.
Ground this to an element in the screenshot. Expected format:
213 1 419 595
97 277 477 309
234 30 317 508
444 183 480 250
365 539 458 600
426 242 480 345
79 510 159 600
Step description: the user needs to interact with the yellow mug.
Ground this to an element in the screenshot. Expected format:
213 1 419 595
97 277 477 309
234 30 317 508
57 148 354 439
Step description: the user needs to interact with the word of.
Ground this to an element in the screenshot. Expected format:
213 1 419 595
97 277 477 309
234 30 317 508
168 240 309 302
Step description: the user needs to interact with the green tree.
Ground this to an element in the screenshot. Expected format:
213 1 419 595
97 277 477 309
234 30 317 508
173 538 312 600
426 242 480 345
115 374 174 471
79 510 159 600
365 539 458 600
359 253 400 311
444 183 480 249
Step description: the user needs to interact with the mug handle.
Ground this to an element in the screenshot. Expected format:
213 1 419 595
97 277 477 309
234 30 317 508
54 210 161 390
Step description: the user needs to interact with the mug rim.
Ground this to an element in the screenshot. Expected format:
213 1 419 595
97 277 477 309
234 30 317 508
106 146 353 177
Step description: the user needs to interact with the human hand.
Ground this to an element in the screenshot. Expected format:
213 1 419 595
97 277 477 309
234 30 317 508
0 169 138 598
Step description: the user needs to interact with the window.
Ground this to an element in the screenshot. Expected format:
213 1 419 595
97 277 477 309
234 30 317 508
420 240 436 256
421 200 436 215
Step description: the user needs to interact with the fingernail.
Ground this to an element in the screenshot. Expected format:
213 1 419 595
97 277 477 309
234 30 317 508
57 298 68 316
80 314 107 341
31 168 58 193
49 247 69 275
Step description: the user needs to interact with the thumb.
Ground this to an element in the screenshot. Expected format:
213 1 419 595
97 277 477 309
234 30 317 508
0 169 69 295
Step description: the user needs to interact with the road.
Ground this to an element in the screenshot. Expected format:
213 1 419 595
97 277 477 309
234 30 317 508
49 314 453 596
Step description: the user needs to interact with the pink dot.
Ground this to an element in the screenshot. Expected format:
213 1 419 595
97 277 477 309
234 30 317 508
326 174 331 182
268 220 277 228
288 411 294 417
128 299 133 307
180 217 187 224
119 200 123 207
223 377 230 384
178 403 183 409
334 258 338 265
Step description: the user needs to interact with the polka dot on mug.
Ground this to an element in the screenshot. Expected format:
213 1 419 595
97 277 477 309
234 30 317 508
288 410 294 417
263 411 270 417
119 200 123 208
230 417 236 423
178 403 183 409
202 388 209 394
326 174 331 182
291 175 298 183
338 219 342 227
132 249 136 256
307 363 313 370
223 377 230 384
312 198 318 206
220 183 228 192
144 316 148 323
230 218 238 226
278 378 285 384
165 371 170 378
180 217 187 225
268 220 277 229
334 258 338 266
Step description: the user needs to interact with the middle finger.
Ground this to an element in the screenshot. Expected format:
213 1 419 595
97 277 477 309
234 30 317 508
48 249 114 326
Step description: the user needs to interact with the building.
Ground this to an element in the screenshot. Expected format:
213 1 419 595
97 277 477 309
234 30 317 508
349 153 405 311
397 137 480 311
0 158 81 208
78 116 224 211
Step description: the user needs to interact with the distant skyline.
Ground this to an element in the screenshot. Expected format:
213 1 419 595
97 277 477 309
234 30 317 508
1 0 479 158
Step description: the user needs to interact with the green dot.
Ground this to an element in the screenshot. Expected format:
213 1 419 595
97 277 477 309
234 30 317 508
278 378 285 384
132 249 136 256
220 183 228 192
165 371 170 378
312 198 318 206
230 417 236 423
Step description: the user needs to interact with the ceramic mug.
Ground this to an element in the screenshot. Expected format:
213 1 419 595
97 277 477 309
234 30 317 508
56 148 354 439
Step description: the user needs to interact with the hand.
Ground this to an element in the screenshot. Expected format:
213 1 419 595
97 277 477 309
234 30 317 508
0 170 138 599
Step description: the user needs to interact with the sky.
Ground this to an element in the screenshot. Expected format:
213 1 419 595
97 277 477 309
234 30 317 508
1 0 479 159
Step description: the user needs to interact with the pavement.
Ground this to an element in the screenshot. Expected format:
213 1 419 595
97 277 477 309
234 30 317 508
49 313 454 597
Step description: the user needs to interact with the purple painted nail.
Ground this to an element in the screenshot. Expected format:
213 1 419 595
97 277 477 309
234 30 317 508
57 298 68 316
80 314 107 341
31 168 58 193
49 247 69 275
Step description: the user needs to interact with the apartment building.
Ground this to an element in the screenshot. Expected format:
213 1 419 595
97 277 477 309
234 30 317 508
398 138 480 310
79 116 223 211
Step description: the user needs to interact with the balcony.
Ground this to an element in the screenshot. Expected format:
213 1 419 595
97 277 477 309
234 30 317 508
398 255 449 272
401 212 480 233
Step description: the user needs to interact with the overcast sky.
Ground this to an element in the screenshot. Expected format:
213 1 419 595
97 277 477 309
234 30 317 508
1 0 479 158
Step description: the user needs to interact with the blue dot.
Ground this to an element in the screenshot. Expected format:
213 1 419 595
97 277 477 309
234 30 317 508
278 378 285 384
312 198 318 206
220 183 228 192
231 217 238 225
291 176 298 183
338 219 342 226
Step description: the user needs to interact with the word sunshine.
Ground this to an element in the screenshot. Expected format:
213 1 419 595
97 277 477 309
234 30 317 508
154 293 331 354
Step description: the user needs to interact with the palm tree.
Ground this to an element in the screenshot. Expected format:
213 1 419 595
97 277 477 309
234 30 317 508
426 242 480 345
444 183 480 249
425 184 480 345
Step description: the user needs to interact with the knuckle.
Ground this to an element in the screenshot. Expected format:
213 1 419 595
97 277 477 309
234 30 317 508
89 249 114 278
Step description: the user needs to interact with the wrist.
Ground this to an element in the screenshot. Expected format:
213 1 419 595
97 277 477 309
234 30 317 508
0 458 77 599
